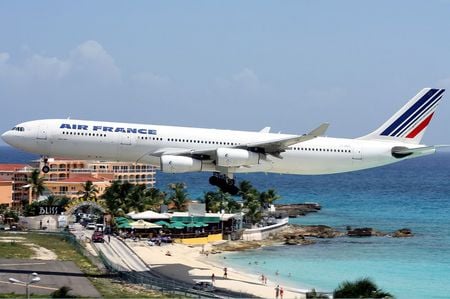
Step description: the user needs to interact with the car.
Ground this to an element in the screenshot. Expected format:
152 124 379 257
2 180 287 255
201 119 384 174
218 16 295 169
193 281 215 292
92 231 104 243
86 223 96 230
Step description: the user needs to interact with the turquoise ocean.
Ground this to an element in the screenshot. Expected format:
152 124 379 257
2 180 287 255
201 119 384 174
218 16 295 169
1 146 449 298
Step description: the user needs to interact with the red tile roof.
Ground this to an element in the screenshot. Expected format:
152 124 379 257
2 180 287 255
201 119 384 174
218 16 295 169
0 164 32 172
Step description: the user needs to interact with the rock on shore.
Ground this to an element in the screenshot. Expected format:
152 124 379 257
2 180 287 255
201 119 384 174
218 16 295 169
275 203 321 217
391 228 414 238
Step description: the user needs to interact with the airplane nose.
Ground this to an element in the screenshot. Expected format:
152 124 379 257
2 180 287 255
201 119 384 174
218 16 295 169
1 131 12 145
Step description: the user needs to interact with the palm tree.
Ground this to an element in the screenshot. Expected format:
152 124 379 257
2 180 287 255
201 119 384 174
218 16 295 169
102 181 134 215
204 189 241 213
333 277 393 298
28 169 46 202
168 182 189 211
78 180 99 201
127 184 148 212
259 189 281 209
144 187 166 211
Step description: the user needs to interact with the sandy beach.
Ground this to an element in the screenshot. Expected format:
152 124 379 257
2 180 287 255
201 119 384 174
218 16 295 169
127 240 307 299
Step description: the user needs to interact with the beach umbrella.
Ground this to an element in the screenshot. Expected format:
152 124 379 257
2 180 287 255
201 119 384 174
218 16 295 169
185 222 196 228
130 220 162 229
155 220 171 227
194 222 208 227
115 217 130 223
117 222 131 229
170 221 186 229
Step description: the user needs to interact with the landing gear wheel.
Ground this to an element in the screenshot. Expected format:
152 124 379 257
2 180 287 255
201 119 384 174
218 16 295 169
209 176 219 186
208 173 240 195
42 165 50 173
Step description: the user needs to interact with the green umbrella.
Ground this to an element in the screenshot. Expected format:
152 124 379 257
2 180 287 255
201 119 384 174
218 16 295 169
155 220 171 227
115 217 129 223
117 222 131 229
194 222 208 227
185 222 196 228
170 221 186 229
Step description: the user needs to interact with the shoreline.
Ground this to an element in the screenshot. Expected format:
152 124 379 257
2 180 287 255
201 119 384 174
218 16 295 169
127 240 307 298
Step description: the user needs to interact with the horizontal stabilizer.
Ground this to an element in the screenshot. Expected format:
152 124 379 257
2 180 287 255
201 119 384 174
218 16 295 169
391 145 449 158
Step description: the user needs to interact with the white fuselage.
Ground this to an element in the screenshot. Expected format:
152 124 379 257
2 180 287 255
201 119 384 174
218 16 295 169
1 119 430 175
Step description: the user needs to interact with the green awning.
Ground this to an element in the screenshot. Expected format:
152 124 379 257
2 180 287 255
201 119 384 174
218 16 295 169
171 216 220 224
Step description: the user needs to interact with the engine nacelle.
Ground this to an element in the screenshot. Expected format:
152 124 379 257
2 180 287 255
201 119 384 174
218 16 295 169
160 155 202 173
216 148 261 167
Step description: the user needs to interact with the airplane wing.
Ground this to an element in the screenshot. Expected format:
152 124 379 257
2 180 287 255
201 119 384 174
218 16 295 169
150 123 329 160
243 123 329 155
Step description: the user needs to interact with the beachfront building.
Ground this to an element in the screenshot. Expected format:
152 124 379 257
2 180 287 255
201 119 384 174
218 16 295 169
34 158 156 187
30 158 157 198
121 209 243 244
0 164 33 208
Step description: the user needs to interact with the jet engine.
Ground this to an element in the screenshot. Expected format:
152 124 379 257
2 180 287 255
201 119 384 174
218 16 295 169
160 155 202 173
216 148 261 167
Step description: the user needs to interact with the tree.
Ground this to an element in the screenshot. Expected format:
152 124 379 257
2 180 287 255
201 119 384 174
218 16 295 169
144 187 166 211
78 180 99 201
28 169 46 202
204 189 241 213
168 182 189 211
259 189 280 210
127 184 147 212
102 181 134 215
333 277 393 298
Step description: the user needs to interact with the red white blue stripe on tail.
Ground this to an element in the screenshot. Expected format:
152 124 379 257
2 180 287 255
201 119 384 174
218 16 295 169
360 88 445 144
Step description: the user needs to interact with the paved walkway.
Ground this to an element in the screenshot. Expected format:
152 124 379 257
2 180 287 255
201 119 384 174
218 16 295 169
0 259 101 297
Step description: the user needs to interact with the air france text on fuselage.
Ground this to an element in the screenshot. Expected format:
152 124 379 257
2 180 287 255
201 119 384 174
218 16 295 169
59 123 157 135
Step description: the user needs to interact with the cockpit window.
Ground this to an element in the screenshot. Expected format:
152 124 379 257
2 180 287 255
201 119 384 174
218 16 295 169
11 127 25 132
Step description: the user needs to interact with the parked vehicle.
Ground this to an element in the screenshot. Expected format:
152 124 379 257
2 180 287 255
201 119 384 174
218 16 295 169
92 231 104 243
86 223 96 230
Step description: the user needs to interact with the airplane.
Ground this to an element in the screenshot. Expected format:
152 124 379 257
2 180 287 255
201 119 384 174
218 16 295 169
1 88 446 195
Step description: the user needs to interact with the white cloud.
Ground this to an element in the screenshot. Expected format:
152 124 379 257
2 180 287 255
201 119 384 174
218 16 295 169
69 40 121 83
0 40 121 85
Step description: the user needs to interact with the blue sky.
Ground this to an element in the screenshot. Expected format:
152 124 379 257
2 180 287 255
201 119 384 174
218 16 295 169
1 1 450 144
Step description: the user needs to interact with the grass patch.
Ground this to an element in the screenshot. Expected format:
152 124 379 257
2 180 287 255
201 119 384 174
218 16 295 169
0 240 34 259
23 232 100 275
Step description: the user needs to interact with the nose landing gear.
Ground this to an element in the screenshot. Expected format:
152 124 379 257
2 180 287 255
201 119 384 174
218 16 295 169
209 173 240 195
41 157 50 173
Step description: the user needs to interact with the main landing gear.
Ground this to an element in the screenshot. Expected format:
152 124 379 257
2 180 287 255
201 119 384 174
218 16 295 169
41 157 50 173
209 173 240 195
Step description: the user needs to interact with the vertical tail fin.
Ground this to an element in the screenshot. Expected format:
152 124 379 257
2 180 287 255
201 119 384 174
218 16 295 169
360 88 445 144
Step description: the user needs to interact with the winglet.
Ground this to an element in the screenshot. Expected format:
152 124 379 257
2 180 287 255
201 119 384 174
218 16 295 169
259 127 271 133
307 123 329 137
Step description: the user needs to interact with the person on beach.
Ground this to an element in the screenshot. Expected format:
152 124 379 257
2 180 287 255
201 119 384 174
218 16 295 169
275 285 280 299
223 267 228 278
280 287 284 299
211 273 215 283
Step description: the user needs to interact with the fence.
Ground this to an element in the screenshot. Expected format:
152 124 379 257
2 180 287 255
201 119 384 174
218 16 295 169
33 231 220 298
98 251 218 298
